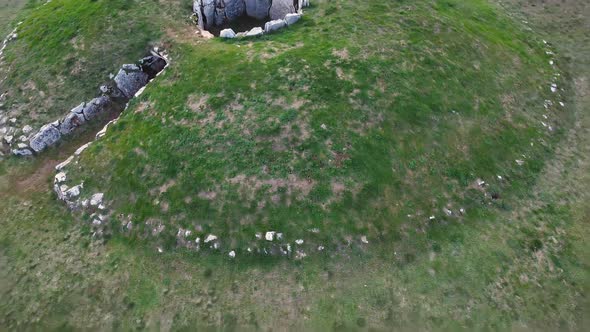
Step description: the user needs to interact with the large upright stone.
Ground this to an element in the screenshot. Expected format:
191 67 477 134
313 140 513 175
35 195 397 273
202 0 216 29
114 64 149 99
269 0 295 20
224 0 246 21
59 103 86 135
29 124 61 152
245 0 271 20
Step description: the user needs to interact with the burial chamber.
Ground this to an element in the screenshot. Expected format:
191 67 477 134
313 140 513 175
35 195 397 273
193 0 309 33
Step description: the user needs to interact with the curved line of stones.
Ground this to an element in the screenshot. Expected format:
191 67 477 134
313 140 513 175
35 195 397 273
193 0 309 38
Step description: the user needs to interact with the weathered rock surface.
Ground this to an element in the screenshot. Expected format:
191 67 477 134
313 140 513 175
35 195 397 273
269 0 295 20
59 103 86 135
245 0 272 20
29 124 61 152
225 0 246 21
82 96 111 121
114 64 149 98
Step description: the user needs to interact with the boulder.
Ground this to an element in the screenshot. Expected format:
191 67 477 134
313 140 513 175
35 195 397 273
140 55 167 78
246 27 264 37
224 0 246 21
59 103 86 135
114 64 149 98
245 0 271 20
220 28 236 38
269 0 295 20
284 13 301 25
29 124 61 152
82 96 111 121
264 19 287 33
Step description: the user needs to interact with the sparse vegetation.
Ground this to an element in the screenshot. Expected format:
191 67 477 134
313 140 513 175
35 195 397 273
0 0 588 330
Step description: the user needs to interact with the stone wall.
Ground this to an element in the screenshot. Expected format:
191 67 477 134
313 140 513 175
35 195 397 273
10 50 168 156
194 0 309 29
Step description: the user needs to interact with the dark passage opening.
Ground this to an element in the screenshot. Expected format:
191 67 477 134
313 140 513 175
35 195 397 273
207 15 266 37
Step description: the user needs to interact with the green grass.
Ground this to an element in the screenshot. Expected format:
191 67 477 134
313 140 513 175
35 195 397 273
62 0 564 251
0 0 588 329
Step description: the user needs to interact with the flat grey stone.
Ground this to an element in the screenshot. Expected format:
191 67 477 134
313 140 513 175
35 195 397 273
29 124 61 152
114 64 149 98
264 19 287 33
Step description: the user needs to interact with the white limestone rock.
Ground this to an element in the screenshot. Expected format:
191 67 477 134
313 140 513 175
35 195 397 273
246 27 264 37
284 13 301 25
264 19 287 33
220 28 236 39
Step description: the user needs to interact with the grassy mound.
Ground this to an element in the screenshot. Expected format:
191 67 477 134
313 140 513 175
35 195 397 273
0 0 588 330
44 0 566 253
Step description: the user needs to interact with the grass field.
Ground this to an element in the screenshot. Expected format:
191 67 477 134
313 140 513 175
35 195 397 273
0 0 588 330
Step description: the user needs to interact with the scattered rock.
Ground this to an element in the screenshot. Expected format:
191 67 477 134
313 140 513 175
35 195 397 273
204 234 217 243
55 172 67 183
361 235 369 244
65 184 83 199
22 125 32 134
229 250 236 258
55 156 74 171
3 135 13 144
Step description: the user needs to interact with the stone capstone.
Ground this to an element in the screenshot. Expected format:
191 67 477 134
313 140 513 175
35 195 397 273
140 55 167 78
29 124 61 152
114 64 149 98
225 0 246 21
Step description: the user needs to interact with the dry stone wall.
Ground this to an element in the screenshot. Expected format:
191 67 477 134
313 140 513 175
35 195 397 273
9 50 167 156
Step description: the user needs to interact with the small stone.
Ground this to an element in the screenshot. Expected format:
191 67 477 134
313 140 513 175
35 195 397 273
22 125 33 134
54 173 67 184
219 28 236 39
19 135 27 142
443 208 453 216
12 148 32 156
321 123 327 130
245 27 264 37
265 231 275 241
8 118 16 124
65 184 83 199
515 159 525 166
228 250 236 258
361 235 369 244
204 234 217 243
90 193 104 206
295 239 304 245
3 135 13 144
